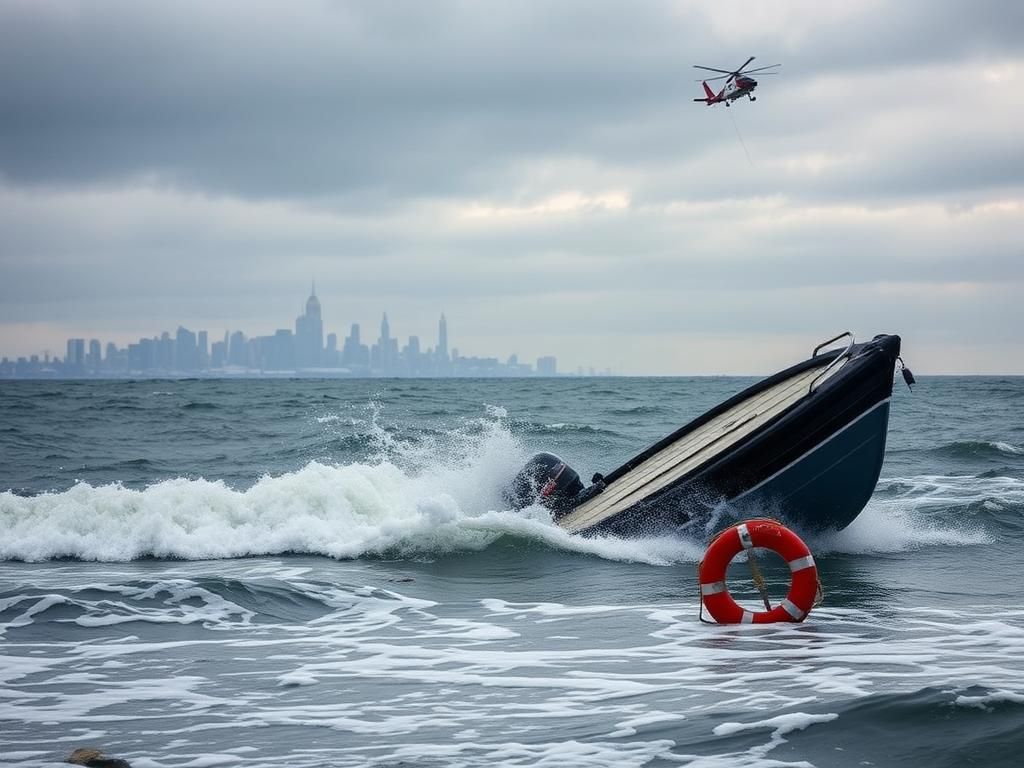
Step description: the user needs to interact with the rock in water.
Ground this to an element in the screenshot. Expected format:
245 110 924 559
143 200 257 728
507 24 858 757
67 748 132 768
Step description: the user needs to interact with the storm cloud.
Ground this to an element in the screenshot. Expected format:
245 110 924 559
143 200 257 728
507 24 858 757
1 0 1022 373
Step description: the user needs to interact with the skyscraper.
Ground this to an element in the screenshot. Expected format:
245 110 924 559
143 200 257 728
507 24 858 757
228 331 246 367
438 313 448 364
378 313 392 373
66 338 85 371
198 330 209 369
157 332 173 370
175 326 198 371
210 339 226 368
405 335 421 376
342 323 359 367
87 339 101 373
295 282 324 368
270 329 295 370
536 356 557 376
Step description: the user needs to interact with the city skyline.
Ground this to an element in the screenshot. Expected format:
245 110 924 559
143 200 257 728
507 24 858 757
0 286 581 378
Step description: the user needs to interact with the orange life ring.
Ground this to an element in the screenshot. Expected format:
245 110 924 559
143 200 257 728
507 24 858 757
699 518 819 624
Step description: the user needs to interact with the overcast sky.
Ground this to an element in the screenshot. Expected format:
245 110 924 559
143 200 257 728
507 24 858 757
1 0 1022 374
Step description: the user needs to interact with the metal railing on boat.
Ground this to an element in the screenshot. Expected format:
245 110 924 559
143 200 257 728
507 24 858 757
809 331 855 394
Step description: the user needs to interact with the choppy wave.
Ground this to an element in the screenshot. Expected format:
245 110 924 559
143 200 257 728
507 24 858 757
3 567 1023 768
1 460 1013 567
0 469 704 566
605 405 674 417
0 407 681 565
182 400 219 411
2 393 1021 565
3 377 1023 768
515 420 626 438
925 440 1024 460
0 452 515 564
873 473 1024 517
810 473 1024 554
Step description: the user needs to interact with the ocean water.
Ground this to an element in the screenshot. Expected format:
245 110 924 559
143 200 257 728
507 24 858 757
2 375 1023 767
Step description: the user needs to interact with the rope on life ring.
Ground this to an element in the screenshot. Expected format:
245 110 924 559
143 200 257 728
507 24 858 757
698 518 821 624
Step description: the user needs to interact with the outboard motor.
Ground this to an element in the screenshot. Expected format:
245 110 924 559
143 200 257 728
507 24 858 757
504 452 584 518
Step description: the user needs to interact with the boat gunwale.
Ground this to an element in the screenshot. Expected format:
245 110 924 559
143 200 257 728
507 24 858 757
561 365 839 530
595 347 849 487
558 337 899 534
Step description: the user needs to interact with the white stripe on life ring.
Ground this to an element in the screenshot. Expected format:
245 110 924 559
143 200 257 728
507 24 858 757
737 523 753 549
781 599 805 620
788 555 815 572
700 581 727 596
741 610 754 624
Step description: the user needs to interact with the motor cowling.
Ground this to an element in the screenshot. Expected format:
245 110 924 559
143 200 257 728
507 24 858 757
504 452 584 517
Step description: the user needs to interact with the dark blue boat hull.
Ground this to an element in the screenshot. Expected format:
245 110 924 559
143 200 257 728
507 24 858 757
577 334 902 537
725 399 890 532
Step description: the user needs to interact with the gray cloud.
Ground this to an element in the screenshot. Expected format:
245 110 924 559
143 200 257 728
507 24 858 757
1 0 1022 372
3 1 1020 199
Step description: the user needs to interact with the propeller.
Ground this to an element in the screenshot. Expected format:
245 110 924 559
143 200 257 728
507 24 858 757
735 55 756 73
693 65 736 75
693 57 780 83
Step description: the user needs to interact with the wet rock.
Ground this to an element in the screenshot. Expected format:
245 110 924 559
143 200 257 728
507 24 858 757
67 748 131 768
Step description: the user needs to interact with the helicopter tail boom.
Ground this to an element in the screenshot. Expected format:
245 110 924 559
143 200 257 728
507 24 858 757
693 81 722 105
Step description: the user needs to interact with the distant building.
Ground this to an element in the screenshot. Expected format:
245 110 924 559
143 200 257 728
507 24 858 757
405 335 421 375
87 339 101 373
378 313 393 374
176 326 198 371
325 332 339 366
157 332 173 370
134 337 156 371
438 313 448 364
66 338 85 372
104 341 122 372
6 288 613 379
342 323 368 369
536 356 557 376
294 283 324 368
198 330 209 369
210 339 226 368
228 331 246 367
270 329 295 370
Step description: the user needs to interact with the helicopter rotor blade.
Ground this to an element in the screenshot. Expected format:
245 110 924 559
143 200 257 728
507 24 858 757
693 65 734 74
735 56 756 73
694 74 731 82
743 64 781 74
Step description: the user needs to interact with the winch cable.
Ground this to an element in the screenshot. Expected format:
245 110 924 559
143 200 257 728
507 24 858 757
727 108 755 168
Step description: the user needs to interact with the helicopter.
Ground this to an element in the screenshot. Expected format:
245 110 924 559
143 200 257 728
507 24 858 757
693 56 780 106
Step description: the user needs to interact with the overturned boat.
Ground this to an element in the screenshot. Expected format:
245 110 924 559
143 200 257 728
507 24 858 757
506 333 910 537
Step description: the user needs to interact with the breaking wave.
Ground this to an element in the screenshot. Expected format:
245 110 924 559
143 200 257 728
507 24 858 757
1 395 1018 565
0 408 695 565
2 404 1014 564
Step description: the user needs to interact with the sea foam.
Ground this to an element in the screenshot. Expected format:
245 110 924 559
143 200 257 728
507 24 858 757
0 412 1010 564
0 407 694 565
814 473 1020 555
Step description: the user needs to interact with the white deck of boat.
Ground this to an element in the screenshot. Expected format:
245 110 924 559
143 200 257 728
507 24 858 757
557 359 846 534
